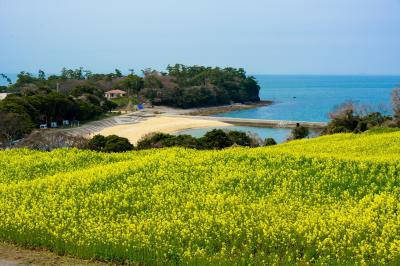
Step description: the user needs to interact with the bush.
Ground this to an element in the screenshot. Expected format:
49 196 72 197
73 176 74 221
198 129 233 149
289 125 309 140
136 130 266 150
264 138 277 146
87 135 133 153
137 133 199 150
103 135 134 153
172 134 199 149
227 130 252 146
136 133 176 150
86 135 107 151
325 102 394 134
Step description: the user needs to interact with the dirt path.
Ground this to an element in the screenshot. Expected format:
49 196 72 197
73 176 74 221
0 242 110 266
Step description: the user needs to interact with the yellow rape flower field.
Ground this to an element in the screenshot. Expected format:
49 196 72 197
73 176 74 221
1 128 400 265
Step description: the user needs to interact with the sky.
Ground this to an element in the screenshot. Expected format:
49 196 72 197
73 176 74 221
0 0 399 75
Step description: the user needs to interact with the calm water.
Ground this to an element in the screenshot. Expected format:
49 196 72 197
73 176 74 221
180 75 400 141
216 75 400 122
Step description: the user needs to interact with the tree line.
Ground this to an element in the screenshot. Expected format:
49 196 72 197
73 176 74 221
0 65 261 146
140 64 260 108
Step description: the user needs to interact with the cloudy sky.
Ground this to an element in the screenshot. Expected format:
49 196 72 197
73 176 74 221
0 0 399 75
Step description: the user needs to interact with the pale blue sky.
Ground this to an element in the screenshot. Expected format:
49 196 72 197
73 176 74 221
0 0 399 75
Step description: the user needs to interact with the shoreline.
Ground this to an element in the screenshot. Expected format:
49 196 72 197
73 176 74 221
183 100 272 116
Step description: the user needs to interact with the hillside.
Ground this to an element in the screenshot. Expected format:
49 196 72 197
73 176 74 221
0 129 400 265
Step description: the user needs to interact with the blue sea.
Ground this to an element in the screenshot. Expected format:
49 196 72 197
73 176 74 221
218 75 400 122
0 73 17 86
179 75 400 142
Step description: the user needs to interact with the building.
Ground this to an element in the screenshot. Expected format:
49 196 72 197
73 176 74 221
104 89 127 99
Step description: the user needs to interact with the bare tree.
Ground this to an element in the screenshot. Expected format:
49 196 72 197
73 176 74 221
392 88 400 121
328 101 356 120
0 112 31 147
16 131 88 151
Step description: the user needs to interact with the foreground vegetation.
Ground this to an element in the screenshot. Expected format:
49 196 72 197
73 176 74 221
1 129 400 265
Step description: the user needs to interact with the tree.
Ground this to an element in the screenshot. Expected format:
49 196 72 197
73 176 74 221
17 131 88 151
0 73 12 85
325 102 359 134
102 100 118 112
116 74 143 95
392 88 400 123
136 132 176 149
324 101 391 134
198 129 233 149
103 135 134 152
227 130 252 146
87 135 134 152
16 71 36 85
0 112 32 146
140 64 260 108
289 125 309 140
264 138 277 146
38 69 46 80
86 135 107 151
115 69 123 78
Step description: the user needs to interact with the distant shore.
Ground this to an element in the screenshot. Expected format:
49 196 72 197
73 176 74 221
184 101 272 116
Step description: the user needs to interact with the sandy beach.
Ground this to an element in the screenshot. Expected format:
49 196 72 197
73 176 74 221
96 116 232 144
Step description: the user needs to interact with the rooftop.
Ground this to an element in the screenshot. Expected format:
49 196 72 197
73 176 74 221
105 89 127 94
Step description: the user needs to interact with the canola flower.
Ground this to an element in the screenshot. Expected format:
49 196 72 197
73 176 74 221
0 129 400 265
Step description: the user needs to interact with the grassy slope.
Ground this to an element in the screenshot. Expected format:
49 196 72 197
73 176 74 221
0 129 400 265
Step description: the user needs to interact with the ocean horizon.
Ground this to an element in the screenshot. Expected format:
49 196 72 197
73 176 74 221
217 74 400 122
178 74 400 141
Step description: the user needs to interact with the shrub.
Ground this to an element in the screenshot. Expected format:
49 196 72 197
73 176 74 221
87 135 107 151
103 135 134 153
325 101 394 134
289 125 310 140
137 133 199 150
171 134 199 149
87 135 133 153
136 132 176 150
227 130 252 146
264 138 277 146
198 129 233 149
136 130 264 150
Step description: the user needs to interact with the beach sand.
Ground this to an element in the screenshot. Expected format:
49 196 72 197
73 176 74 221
96 116 232 144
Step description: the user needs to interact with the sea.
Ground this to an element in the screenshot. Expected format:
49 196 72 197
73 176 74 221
178 75 400 142
0 73 18 86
